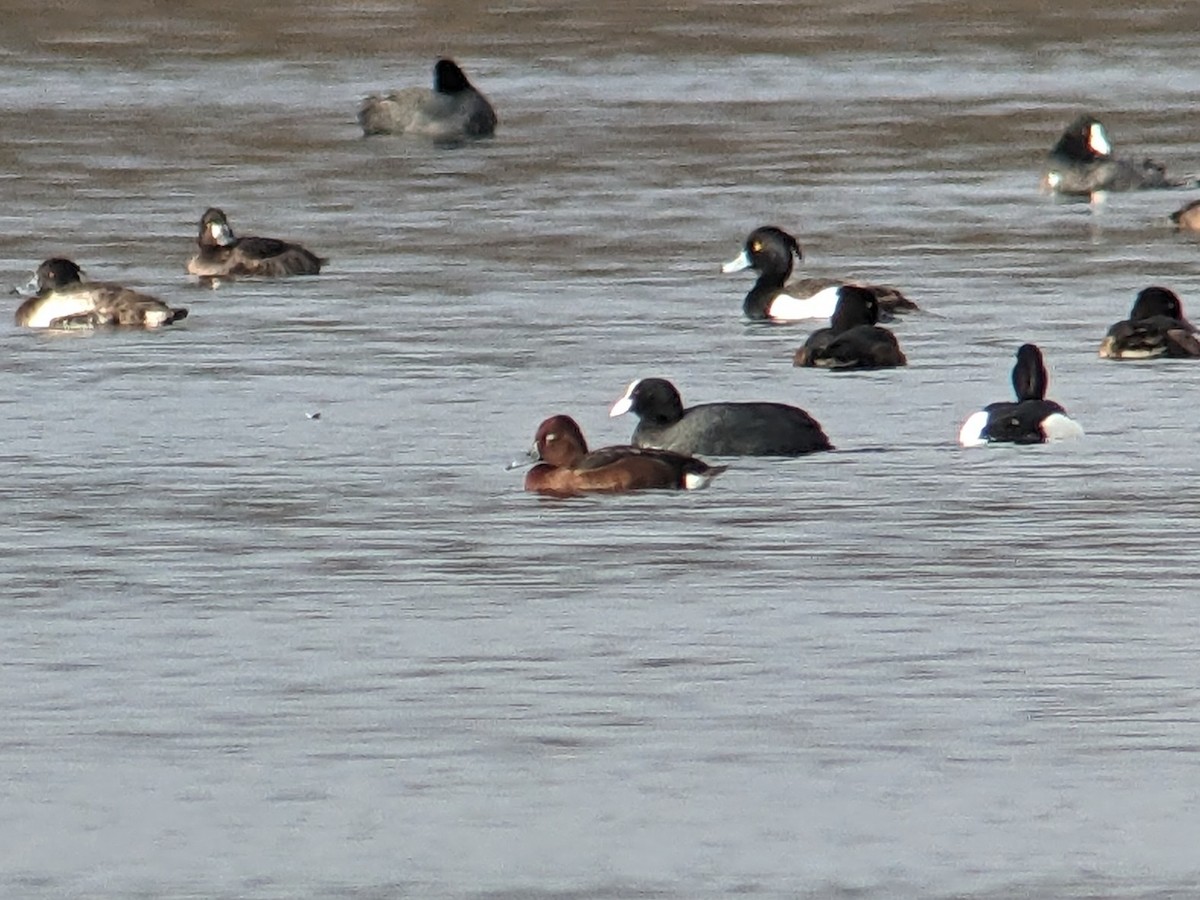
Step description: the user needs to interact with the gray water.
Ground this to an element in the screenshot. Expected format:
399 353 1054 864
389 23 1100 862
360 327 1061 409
3 2 1200 898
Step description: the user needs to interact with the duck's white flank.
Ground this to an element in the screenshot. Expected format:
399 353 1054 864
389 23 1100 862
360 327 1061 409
21 294 97 328
1041 413 1084 442
766 285 841 322
958 410 990 448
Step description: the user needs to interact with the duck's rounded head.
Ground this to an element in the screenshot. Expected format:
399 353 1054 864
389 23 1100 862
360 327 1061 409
1130 286 1185 321
532 415 589 468
722 226 802 276
198 208 235 247
830 285 880 330
433 59 472 94
33 258 84 292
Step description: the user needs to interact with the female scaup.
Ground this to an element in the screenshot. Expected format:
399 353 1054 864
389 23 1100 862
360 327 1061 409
186 208 324 278
1169 199 1200 231
15 258 187 329
959 344 1083 447
359 58 497 140
1042 115 1194 196
609 377 832 457
521 415 726 498
792 285 907 370
721 225 918 322
1098 286 1200 359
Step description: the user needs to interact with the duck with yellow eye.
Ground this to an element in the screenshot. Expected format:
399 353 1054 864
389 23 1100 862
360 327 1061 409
15 258 187 329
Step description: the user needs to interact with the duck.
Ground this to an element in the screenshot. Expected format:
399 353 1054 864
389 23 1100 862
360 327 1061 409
1169 199 1200 231
359 58 497 140
608 377 832 456
1098 286 1200 359
721 225 918 322
520 415 726 497
1042 115 1194 196
15 258 188 329
186 208 324 278
958 344 1083 447
792 285 907 369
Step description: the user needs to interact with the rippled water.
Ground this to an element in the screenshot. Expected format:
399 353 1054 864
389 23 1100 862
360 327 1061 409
3 2 1200 898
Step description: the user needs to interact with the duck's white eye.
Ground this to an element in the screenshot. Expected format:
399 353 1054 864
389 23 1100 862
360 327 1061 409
546 432 557 442
751 241 762 252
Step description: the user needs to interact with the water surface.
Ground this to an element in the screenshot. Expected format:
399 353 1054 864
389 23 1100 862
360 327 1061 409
3 2 1200 898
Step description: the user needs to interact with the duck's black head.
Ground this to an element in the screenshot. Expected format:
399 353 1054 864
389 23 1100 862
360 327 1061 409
1129 286 1184 321
433 59 472 94
1012 343 1049 402
34 258 84 292
830 285 879 332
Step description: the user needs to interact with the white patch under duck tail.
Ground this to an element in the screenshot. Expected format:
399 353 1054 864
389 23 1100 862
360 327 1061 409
609 379 640 418
766 285 842 321
1040 412 1083 442
683 465 726 490
1088 122 1112 157
721 250 751 274
958 410 991 448
208 221 235 246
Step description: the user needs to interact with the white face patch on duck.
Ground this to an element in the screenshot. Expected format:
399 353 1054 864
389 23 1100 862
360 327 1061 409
207 221 235 246
721 250 751 274
1088 122 1112 157
609 379 641 417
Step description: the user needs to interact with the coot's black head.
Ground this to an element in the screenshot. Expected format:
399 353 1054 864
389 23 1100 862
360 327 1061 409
609 377 685 426
433 59 472 94
1050 115 1112 162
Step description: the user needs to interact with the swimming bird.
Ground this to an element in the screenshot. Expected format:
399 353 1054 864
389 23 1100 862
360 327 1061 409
15 258 187 329
792 285 907 369
520 415 726 497
1042 115 1194 195
359 58 497 140
958 344 1083 447
186 208 325 278
1098 286 1200 359
721 225 918 322
1169 199 1200 231
609 377 832 456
